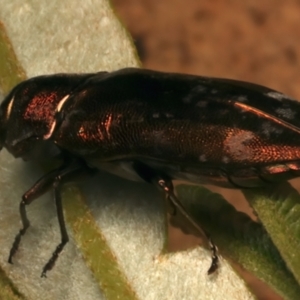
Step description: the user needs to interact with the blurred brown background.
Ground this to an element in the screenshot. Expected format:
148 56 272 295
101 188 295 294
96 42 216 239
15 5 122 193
111 1 300 299
112 0 300 98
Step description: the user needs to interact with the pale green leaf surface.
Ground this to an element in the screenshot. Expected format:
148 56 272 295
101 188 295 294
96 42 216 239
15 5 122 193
177 184 300 300
0 0 257 299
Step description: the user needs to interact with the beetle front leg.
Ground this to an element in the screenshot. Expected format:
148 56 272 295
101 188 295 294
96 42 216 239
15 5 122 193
8 160 89 277
8 166 68 265
133 161 219 274
7 200 30 266
41 175 68 278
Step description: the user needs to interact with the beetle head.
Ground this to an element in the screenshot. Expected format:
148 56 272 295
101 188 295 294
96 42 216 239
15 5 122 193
0 73 94 160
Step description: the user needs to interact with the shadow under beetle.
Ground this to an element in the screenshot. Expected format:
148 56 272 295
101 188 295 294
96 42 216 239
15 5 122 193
1 68 300 277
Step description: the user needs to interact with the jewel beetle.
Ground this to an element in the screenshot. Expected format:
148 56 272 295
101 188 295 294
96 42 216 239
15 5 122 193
1 67 300 277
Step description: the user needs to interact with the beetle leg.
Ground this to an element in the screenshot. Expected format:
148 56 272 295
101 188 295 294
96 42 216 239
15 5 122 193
220 168 273 188
251 167 274 184
41 167 74 278
219 169 255 189
133 161 219 274
156 178 219 274
8 160 88 277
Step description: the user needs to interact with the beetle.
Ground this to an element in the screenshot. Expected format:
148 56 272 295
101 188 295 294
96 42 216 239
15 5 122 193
1 68 300 277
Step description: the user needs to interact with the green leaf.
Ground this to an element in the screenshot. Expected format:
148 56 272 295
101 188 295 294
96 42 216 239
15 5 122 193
176 184 300 300
243 182 300 283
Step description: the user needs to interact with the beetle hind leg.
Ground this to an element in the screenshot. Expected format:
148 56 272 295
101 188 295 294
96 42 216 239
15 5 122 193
133 161 219 274
156 178 219 274
206 233 219 274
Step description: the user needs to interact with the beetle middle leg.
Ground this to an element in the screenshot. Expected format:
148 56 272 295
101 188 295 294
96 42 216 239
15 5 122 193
8 159 90 277
133 161 219 274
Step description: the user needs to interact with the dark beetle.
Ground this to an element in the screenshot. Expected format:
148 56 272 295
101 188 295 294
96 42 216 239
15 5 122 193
1 68 300 277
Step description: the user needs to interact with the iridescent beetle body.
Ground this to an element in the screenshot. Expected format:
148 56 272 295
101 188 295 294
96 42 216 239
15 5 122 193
1 68 300 276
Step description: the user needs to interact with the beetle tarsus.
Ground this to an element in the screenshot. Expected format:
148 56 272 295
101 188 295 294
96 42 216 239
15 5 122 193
41 242 66 278
8 222 30 264
8 197 31 263
41 241 68 278
207 234 219 275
